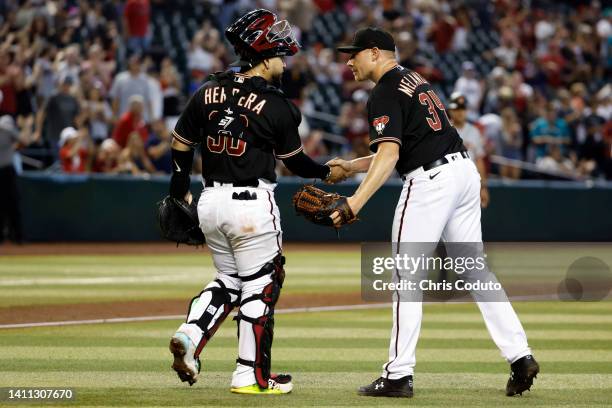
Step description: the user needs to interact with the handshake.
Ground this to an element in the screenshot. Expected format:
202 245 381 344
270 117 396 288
324 158 355 184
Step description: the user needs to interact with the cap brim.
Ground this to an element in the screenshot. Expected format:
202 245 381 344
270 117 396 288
337 45 365 53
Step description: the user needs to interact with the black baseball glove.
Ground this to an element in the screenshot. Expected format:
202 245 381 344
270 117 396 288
157 196 205 246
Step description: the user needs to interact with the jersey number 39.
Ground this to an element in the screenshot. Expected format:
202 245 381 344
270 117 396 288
418 90 450 132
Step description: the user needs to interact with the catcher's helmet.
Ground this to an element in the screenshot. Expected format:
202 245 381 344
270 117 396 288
225 9 299 68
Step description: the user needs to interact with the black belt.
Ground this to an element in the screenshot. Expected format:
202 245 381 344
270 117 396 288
402 151 470 180
205 179 259 188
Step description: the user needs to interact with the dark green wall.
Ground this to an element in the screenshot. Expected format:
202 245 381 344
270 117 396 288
16 173 612 242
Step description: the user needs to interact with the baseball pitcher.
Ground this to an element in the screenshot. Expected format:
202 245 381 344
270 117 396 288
327 27 539 398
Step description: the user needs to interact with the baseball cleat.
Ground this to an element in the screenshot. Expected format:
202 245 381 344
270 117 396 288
230 374 293 395
169 332 200 386
506 354 540 396
358 375 414 398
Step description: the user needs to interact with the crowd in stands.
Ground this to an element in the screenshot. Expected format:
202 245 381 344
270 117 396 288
0 0 610 180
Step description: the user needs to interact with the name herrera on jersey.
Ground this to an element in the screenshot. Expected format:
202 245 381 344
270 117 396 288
203 86 267 114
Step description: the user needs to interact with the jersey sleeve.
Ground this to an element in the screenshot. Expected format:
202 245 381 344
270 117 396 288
272 99 303 159
172 86 206 147
368 87 403 152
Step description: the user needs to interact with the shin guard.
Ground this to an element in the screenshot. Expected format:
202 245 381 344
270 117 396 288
235 255 285 388
187 278 240 358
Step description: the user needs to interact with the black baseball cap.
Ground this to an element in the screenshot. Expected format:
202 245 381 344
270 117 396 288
448 92 467 110
337 27 396 54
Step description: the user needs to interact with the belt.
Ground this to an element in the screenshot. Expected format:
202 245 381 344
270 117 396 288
402 151 470 180
204 179 259 188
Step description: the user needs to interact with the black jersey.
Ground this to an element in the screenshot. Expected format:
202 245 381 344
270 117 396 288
367 66 465 175
172 71 303 183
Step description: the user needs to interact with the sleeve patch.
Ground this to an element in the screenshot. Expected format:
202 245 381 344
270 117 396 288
372 115 390 135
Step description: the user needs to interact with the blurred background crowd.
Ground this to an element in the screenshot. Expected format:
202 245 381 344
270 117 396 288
0 0 610 182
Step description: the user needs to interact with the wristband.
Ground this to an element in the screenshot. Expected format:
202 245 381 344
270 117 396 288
169 148 194 199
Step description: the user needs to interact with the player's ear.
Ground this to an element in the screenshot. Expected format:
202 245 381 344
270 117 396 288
371 47 379 62
262 59 270 71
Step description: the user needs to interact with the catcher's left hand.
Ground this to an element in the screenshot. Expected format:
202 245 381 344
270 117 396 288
157 195 205 246
292 185 357 228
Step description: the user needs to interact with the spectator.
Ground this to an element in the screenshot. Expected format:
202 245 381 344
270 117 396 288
482 66 507 114
159 57 182 119
146 119 172 173
281 53 313 102
498 107 523 180
82 43 116 92
93 138 121 173
493 29 519 70
453 61 484 120
577 115 607 178
338 89 369 142
123 0 151 55
529 102 571 160
311 48 342 84
117 131 156 175
428 9 455 53
535 144 575 177
31 45 58 105
0 115 25 243
109 53 151 122
59 126 92 173
302 130 328 159
112 95 148 148
54 44 81 88
451 6 470 51
34 76 80 153
144 59 163 122
83 84 113 143
0 49 19 117
187 29 221 91
448 93 489 208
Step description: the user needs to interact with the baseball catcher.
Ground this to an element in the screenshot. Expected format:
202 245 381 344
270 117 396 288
165 9 345 396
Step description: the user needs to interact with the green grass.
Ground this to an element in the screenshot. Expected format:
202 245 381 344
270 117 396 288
1 305 612 406
0 252 360 307
1 244 612 406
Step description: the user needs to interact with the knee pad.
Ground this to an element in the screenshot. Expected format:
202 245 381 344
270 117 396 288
235 254 285 388
187 278 240 358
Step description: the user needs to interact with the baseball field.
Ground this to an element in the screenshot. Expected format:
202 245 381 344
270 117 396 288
1 243 611 407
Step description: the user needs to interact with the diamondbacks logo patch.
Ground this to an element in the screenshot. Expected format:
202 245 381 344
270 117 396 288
373 116 390 135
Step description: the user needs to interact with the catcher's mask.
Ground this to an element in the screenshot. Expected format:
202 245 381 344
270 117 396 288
225 9 300 70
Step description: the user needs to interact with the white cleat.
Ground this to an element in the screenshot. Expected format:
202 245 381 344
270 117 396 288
169 332 200 386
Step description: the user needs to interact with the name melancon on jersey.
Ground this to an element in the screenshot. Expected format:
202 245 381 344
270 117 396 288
203 86 267 115
397 70 429 98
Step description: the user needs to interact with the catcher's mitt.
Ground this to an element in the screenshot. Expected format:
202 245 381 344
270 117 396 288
292 185 357 227
157 196 205 246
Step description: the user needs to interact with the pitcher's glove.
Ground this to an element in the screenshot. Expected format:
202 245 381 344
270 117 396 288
157 196 205 246
292 185 357 227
